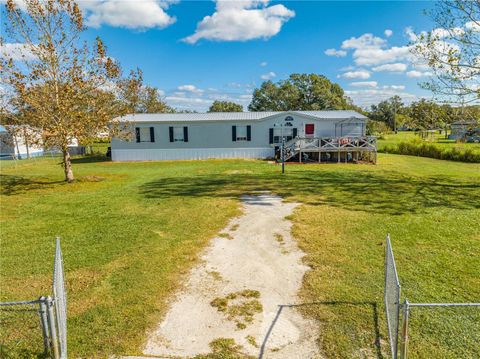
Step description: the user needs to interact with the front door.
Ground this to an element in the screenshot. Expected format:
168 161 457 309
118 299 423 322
305 123 315 137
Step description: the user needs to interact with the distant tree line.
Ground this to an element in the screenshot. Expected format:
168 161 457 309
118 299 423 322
368 96 480 134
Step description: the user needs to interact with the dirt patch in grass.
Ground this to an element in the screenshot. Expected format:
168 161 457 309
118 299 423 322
143 194 320 358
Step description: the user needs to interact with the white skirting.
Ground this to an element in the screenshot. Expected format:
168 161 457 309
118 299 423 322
112 147 275 161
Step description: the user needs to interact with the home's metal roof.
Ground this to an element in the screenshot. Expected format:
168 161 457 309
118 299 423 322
117 110 368 123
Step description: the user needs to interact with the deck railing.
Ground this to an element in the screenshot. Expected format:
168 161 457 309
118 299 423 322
294 136 377 152
279 136 377 163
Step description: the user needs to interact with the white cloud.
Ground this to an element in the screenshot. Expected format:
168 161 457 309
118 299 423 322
338 70 371 80
346 89 418 107
177 84 204 94
405 26 420 42
341 33 412 66
465 21 480 32
164 85 253 111
342 33 386 50
350 81 378 88
406 70 433 78
383 85 406 91
260 61 268 67
384 29 393 37
324 48 347 57
81 0 176 29
182 0 295 44
261 71 276 80
354 46 412 66
0 43 36 61
372 63 408 72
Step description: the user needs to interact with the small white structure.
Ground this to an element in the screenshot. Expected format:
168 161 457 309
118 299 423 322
111 111 369 162
0 125 44 159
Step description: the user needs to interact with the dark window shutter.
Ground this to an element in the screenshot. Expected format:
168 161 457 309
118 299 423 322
169 127 174 142
232 126 237 142
135 127 140 143
247 125 251 141
269 128 274 144
293 128 298 138
150 127 155 142
183 126 188 142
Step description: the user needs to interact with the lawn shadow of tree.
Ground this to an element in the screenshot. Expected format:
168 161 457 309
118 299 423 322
71 155 109 164
139 170 480 215
0 175 65 196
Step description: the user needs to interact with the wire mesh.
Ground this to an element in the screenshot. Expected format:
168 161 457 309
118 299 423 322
0 300 46 358
384 235 401 359
52 237 67 359
405 305 480 359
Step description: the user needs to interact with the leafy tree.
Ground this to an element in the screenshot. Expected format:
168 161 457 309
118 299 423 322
208 100 243 112
248 74 351 111
142 86 174 113
117 69 173 114
118 68 144 114
413 0 480 104
407 99 447 130
369 96 404 131
1 0 127 182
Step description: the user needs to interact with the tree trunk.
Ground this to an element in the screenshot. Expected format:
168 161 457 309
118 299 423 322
13 133 21 160
24 128 30 159
62 148 74 182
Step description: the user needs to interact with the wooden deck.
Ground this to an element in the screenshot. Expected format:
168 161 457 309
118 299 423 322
283 136 377 164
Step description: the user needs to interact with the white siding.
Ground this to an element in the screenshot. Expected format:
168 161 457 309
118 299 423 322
111 111 368 161
112 147 274 161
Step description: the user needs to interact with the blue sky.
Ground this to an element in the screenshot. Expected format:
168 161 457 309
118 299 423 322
4 1 441 111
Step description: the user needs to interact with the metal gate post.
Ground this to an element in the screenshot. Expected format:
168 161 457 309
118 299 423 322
400 300 410 359
38 296 51 355
46 296 60 359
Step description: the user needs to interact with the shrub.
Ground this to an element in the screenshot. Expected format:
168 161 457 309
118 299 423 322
367 120 391 136
379 140 480 163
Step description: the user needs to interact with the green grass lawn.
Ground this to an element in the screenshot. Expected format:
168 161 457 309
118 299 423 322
377 131 480 154
1 154 479 358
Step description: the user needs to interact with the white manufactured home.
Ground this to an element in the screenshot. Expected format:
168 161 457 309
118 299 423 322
111 110 375 162
0 125 44 160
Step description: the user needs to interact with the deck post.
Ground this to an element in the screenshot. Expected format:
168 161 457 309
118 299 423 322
318 151 321 163
299 150 302 163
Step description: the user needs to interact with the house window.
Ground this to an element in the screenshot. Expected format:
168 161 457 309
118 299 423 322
273 128 294 143
135 127 155 142
236 126 247 141
169 126 189 142
232 125 251 141
173 127 184 142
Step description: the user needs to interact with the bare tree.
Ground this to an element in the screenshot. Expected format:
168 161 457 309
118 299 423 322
413 1 480 105
1 0 127 182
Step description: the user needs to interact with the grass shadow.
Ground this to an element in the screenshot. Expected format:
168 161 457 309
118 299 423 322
0 175 64 196
139 170 480 215
71 155 109 164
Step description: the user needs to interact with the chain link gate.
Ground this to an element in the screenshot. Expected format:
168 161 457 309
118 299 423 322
384 234 480 359
0 237 67 358
384 234 401 359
